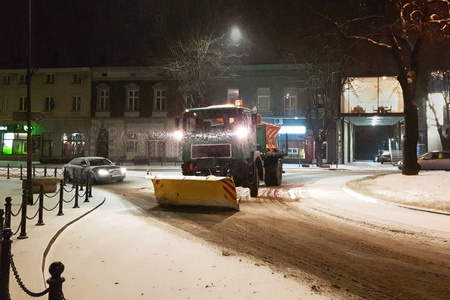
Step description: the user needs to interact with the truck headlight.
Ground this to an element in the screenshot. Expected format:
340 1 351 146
97 169 109 176
234 126 248 139
173 130 183 141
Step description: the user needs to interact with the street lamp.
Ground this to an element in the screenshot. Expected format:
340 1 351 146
230 26 242 43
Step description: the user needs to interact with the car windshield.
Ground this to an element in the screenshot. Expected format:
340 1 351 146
89 158 112 166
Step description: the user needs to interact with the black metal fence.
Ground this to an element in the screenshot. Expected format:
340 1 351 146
0 171 97 300
0 165 63 180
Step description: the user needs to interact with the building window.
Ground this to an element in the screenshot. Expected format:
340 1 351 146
127 90 139 111
258 88 270 110
284 88 298 117
96 84 110 111
227 88 239 103
19 97 27 111
2 75 11 85
62 133 85 156
72 96 81 111
127 140 138 152
154 90 166 111
2 132 28 155
72 73 81 84
0 97 9 112
19 75 27 85
99 91 109 111
126 134 138 153
46 74 55 84
126 83 140 111
45 97 55 111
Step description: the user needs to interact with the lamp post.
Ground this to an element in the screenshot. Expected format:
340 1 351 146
26 0 33 204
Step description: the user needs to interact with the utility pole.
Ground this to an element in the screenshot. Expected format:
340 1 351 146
26 0 33 204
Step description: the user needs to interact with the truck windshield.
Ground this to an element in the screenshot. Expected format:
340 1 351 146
183 110 245 133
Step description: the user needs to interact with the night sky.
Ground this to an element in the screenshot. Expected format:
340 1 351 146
0 0 359 69
1 1 449 70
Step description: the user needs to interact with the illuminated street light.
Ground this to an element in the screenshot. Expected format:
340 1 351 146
230 26 242 42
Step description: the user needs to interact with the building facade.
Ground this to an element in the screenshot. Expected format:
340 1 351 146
89 67 181 164
0 68 91 163
5 64 443 166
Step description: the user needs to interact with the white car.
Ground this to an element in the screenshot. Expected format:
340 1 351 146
398 151 450 171
63 156 126 183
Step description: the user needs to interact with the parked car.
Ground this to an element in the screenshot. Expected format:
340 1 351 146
398 150 450 171
63 157 126 183
379 150 391 164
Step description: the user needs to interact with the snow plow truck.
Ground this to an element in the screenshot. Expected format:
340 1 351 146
148 101 285 210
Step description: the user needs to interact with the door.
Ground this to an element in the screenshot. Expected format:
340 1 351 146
148 140 166 162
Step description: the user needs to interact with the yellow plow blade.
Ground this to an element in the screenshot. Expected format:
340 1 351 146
146 175 239 210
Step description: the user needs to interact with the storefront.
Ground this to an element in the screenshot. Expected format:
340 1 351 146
0 124 42 160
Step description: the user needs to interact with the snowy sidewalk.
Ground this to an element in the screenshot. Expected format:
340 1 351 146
3 179 332 300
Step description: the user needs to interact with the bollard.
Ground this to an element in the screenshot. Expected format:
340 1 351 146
6 164 9 179
44 166 47 177
89 173 93 198
72 170 76 189
79 170 84 191
0 229 13 298
73 178 79 208
20 165 23 180
54 167 57 177
63 167 68 186
37 185 45 226
33 165 36 177
4 197 12 229
0 209 3 232
18 189 28 239
58 180 64 216
47 262 65 300
84 173 90 203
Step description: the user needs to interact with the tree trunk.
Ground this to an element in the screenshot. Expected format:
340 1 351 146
401 79 420 175
437 126 450 151
314 136 323 167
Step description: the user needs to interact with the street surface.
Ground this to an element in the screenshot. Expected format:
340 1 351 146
98 167 450 300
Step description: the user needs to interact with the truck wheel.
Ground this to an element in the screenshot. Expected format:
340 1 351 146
264 159 282 186
249 166 259 197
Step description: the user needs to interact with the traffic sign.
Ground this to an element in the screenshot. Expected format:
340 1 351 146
12 112 45 122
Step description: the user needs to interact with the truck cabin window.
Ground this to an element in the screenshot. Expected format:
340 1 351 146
184 111 246 133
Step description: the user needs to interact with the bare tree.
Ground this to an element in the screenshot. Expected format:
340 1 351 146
295 52 348 167
427 70 450 150
321 0 450 175
152 0 243 108
157 34 240 108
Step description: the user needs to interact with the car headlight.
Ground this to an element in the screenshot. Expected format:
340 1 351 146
97 169 109 176
120 167 127 174
234 126 248 139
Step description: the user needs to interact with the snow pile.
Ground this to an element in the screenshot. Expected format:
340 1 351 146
350 171 450 213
